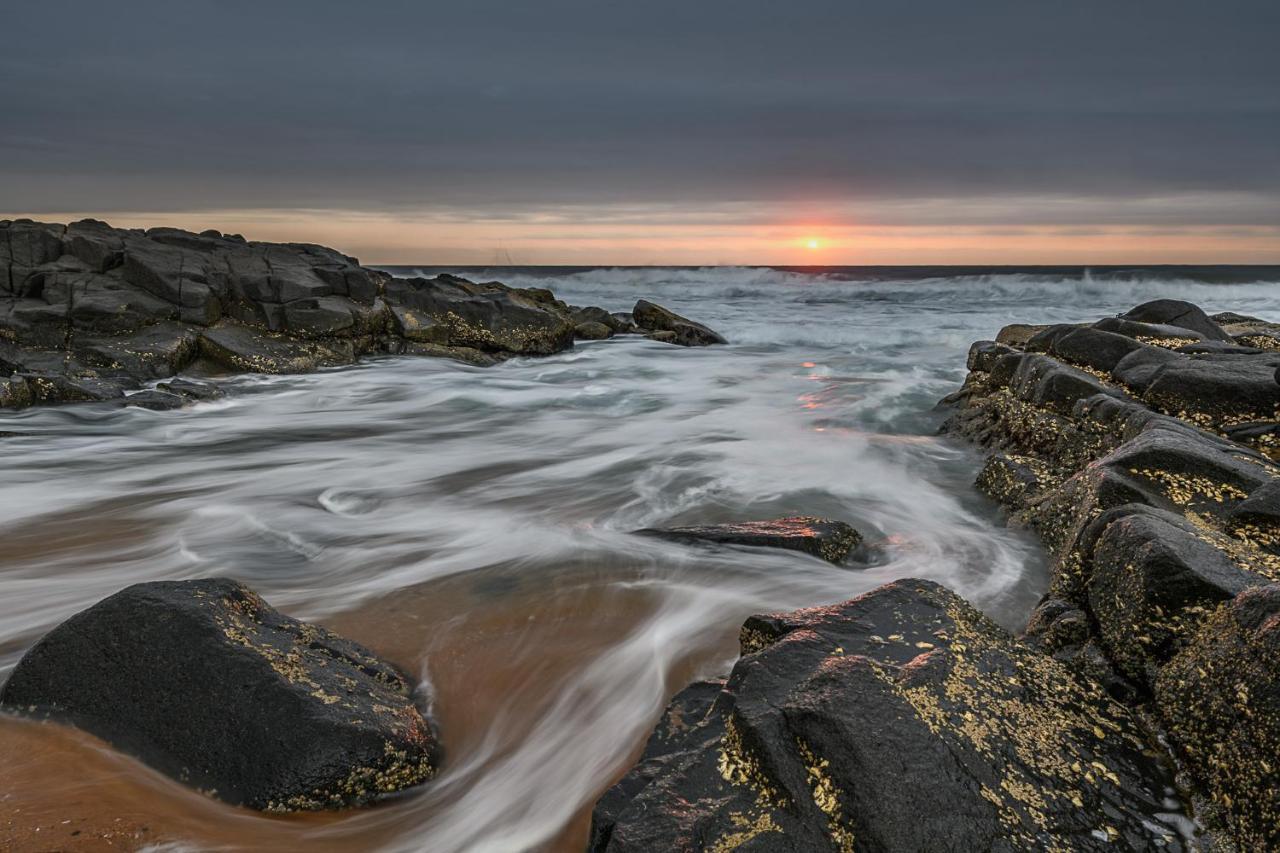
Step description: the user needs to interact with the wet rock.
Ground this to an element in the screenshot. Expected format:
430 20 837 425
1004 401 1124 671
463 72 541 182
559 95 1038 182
156 377 222 401
1119 298 1232 341
574 321 613 340
635 516 861 563
610 311 639 333
5 219 675 410
199 321 356 373
1092 316 1206 346
942 297 1280 847
1156 584 1280 850
383 274 575 355
0 578 438 811
122 389 189 410
994 322 1054 347
631 299 727 347
591 580 1188 852
571 305 627 332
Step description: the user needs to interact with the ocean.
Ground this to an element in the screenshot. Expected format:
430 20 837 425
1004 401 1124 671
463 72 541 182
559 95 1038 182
2 265 1278 850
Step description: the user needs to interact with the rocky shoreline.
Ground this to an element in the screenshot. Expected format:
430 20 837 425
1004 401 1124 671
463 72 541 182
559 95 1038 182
0 218 726 411
4 253 1280 850
592 299 1280 851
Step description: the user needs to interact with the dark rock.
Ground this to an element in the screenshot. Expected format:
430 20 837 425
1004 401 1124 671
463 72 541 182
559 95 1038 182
0 220 710 411
1120 299 1232 341
1093 316 1206 345
574 321 613 340
571 305 627 332
383 275 575 355
994 322 1055 347
1087 504 1269 684
1156 584 1280 850
1109 345 1182 392
632 299 726 347
943 299 1280 849
122 390 189 410
609 312 639 333
592 580 1188 852
1047 327 1149 373
1175 340 1264 356
965 340 1016 373
199 321 356 374
1141 356 1280 426
0 578 438 811
635 516 861 564
156 377 222 401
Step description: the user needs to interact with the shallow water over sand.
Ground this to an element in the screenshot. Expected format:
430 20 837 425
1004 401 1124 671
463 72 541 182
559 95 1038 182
2 268 1278 851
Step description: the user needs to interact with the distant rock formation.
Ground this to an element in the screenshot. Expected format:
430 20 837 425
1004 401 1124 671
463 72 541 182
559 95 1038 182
0 219 727 410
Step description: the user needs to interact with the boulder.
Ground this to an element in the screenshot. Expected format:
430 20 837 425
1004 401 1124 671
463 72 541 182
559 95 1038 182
0 578 438 812
1119 299 1232 341
574 321 613 340
632 299 727 347
591 580 1188 852
635 516 861 564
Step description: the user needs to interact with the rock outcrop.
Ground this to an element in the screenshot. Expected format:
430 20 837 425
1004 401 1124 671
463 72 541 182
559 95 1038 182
943 299 1280 847
0 220 727 410
635 516 861 564
591 580 1190 852
632 299 728 347
0 578 438 812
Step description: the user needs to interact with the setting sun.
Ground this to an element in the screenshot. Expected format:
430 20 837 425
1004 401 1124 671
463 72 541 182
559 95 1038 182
806 238 820 250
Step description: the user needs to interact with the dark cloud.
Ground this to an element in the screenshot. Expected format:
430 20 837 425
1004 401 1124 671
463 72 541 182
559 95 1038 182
2 0 1277 224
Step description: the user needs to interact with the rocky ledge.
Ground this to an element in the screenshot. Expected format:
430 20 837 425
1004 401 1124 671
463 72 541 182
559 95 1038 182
592 580 1189 851
944 298 1280 848
592 298 1280 851
0 578 438 812
0 219 725 410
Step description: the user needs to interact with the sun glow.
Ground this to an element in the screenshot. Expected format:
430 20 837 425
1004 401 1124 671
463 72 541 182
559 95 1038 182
806 238 821 250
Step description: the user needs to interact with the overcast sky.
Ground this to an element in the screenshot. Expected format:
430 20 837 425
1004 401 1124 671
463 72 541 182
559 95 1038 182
3 1 1278 263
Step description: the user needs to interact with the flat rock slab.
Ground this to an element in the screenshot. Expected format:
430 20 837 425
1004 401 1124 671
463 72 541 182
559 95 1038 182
0 578 439 811
635 516 861 563
591 579 1190 852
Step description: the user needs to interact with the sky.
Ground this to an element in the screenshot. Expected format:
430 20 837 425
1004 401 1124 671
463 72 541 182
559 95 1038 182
3 1 1278 265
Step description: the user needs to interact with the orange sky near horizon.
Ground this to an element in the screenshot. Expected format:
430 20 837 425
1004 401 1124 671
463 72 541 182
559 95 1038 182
10 209 1280 267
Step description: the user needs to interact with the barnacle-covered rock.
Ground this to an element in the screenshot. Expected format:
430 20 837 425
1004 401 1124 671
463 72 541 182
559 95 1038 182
942 298 1280 848
590 580 1190 852
0 578 439 811
1156 584 1280 849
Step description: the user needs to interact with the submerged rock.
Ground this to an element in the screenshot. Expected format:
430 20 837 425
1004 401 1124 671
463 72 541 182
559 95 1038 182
591 580 1188 852
631 299 727 347
635 516 861 563
0 578 438 812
